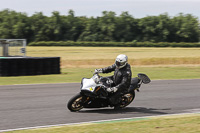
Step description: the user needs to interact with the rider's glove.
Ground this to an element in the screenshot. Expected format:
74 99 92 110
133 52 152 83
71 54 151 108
94 69 103 74
107 87 118 93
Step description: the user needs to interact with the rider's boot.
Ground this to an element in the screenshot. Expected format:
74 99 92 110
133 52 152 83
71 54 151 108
109 96 122 110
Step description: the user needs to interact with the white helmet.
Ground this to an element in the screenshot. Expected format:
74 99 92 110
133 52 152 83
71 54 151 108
115 54 128 69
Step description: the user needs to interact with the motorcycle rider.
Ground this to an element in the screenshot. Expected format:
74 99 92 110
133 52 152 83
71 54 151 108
95 54 132 108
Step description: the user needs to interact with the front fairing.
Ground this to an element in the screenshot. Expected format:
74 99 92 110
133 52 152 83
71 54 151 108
81 78 97 93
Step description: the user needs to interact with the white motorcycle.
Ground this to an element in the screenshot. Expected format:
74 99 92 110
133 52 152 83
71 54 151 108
67 73 151 112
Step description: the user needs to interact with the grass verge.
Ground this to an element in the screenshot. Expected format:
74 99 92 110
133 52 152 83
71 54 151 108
27 47 200 67
5 113 200 133
0 66 200 85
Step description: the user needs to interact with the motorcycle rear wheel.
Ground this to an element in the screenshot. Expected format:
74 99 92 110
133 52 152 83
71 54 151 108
67 93 84 112
118 91 135 109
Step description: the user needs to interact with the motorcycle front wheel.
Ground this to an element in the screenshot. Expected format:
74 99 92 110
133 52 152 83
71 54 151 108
67 93 84 112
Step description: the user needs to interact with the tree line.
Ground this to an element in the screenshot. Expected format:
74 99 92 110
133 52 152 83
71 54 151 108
0 9 199 43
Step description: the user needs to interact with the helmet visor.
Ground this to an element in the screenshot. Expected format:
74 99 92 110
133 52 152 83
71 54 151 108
115 60 126 68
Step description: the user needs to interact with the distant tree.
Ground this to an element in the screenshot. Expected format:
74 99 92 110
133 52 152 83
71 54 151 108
0 9 32 41
98 11 117 41
0 9 15 38
78 17 102 41
155 14 171 42
114 11 138 42
0 9 199 42
170 13 200 42
12 12 32 40
30 12 50 41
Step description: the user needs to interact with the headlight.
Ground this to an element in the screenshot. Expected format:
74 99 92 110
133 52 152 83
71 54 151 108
92 74 100 84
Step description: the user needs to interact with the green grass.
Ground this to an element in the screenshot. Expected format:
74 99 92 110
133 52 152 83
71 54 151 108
6 114 200 133
0 66 200 85
1 47 199 85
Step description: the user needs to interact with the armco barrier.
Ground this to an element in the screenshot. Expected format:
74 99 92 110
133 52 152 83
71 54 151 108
0 57 60 76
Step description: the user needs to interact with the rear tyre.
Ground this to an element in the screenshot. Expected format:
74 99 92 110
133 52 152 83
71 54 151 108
116 91 135 109
67 93 84 112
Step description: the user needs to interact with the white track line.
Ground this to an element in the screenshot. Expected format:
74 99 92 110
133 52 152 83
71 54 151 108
1 112 200 133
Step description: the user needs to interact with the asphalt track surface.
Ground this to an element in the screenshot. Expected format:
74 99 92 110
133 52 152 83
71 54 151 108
0 79 200 131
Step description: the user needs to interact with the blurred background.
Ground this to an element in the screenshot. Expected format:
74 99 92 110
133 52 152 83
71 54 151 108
0 0 199 84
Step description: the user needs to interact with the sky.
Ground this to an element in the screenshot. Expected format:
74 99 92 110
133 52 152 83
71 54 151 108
0 0 199 19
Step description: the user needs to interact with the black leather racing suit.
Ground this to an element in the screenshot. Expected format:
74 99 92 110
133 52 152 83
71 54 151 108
101 63 132 105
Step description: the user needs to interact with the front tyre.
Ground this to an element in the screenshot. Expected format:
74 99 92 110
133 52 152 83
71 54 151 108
67 93 84 112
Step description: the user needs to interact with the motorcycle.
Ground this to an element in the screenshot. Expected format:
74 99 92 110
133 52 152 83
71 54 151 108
67 72 151 112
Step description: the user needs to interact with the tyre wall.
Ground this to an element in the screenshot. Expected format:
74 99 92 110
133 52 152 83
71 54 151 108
0 57 60 76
